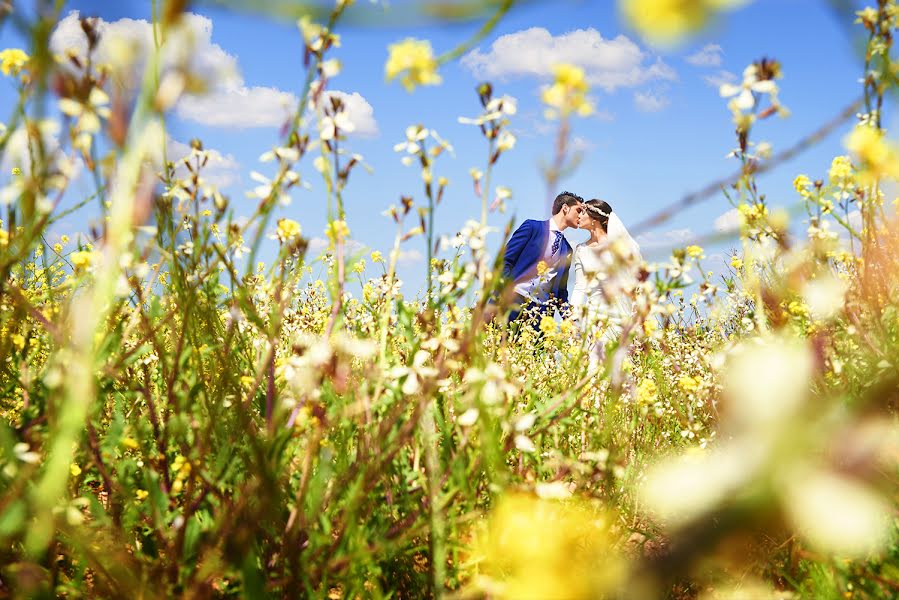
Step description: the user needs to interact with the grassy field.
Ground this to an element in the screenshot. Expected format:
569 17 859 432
1 1 898 597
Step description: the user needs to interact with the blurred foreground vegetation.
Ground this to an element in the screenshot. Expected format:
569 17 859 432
1 0 898 597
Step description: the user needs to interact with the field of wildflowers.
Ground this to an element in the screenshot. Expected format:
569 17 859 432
1 0 898 597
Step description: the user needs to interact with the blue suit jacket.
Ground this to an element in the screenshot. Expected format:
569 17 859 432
502 219 572 305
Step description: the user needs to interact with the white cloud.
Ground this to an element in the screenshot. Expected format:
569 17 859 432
634 90 669 112
570 135 596 154
686 44 723 67
51 11 380 133
703 70 737 89
51 11 377 135
397 249 424 266
462 27 676 92
635 228 696 250
314 91 379 138
51 11 239 95
176 86 297 128
715 208 741 233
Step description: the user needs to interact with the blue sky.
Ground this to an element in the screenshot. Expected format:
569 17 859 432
1 0 878 293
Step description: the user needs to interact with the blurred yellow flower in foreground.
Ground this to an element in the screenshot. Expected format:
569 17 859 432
69 250 93 272
276 218 302 243
640 334 894 558
845 125 899 183
0 48 29 76
12 167 21 176
385 38 442 92
474 494 624 599
541 63 594 118
620 0 749 45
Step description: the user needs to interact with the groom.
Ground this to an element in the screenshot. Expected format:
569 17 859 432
502 191 584 324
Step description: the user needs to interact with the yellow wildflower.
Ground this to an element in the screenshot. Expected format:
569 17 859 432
121 437 139 450
793 174 812 197
686 245 704 258
70 250 92 271
643 318 658 336
845 125 899 182
621 0 747 45
354 259 366 274
0 229 8 246
70 463 82 477
730 255 743 269
0 48 29 77
787 300 809 318
636 378 657 405
11 333 25 351
60 235 69 245
828 155 854 185
385 38 442 92
477 494 624 599
541 63 594 118
135 489 149 501
536 260 548 277
325 220 350 245
559 319 576 337
539 315 557 337
12 167 21 176
678 375 700 392
371 250 384 263
276 218 302 243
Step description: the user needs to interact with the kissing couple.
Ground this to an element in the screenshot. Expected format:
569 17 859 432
501 191 642 360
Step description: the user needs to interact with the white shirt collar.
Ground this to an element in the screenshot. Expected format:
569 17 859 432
548 218 561 233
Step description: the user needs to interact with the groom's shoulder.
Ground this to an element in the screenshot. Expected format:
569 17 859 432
518 218 544 228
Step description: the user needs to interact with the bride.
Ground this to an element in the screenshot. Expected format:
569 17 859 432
569 199 642 363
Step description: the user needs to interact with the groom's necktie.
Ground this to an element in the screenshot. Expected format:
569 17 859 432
551 230 563 256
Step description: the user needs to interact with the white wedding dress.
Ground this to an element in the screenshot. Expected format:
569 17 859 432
569 239 641 360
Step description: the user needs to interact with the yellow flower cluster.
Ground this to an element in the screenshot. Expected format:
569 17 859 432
828 155 854 185
686 245 704 259
620 0 748 45
276 218 302 243
70 250 93 272
845 125 899 184
475 494 623 598
539 315 557 337
325 220 350 245
0 48 29 77
793 174 813 198
541 63 594 118
385 38 442 92
636 377 658 405
678 374 700 392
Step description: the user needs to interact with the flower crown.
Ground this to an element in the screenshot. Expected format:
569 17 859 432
584 203 610 218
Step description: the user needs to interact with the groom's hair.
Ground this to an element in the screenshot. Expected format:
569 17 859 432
585 199 613 232
551 191 583 215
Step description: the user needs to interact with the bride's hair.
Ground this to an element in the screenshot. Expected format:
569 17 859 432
583 199 612 232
